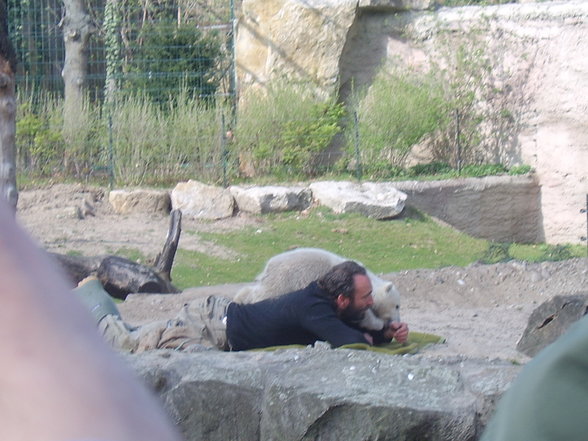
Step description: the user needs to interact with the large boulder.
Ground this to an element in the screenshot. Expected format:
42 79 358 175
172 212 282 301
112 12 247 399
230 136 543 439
108 189 171 215
127 348 520 441
230 185 312 214
393 176 541 243
517 293 588 357
237 0 359 99
309 181 407 219
171 180 235 220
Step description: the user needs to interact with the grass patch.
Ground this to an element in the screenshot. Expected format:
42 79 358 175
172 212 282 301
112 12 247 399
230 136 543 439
171 207 489 288
170 208 586 289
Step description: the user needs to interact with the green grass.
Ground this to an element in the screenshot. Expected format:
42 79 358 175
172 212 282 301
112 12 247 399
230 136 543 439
170 207 491 289
169 207 586 289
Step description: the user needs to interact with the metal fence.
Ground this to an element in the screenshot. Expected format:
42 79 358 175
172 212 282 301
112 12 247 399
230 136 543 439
8 0 236 103
7 0 238 186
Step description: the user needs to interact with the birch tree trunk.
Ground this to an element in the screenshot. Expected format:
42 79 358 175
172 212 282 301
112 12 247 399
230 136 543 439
60 0 94 161
0 0 17 212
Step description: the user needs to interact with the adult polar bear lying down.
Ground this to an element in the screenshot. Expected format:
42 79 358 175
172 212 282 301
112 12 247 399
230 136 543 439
233 248 401 331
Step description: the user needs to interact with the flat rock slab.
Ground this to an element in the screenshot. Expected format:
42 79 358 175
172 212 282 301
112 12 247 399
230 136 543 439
109 189 171 215
127 348 520 441
309 181 407 219
171 180 235 220
230 185 312 214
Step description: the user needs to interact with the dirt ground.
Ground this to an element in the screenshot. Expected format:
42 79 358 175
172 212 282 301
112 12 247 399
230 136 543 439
16 183 588 364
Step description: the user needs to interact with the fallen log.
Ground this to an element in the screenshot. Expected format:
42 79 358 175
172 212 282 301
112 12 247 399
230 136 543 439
49 209 183 299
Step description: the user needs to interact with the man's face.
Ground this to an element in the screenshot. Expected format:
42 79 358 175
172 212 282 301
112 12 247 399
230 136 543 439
338 274 374 323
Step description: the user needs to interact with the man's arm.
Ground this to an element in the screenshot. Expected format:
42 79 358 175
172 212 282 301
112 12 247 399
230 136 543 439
0 199 181 441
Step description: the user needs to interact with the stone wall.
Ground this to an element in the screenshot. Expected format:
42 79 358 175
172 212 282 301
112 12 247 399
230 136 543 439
235 0 588 244
394 175 543 243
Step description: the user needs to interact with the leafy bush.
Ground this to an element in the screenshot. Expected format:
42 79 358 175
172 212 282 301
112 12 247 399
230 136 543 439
235 82 345 177
16 97 65 175
480 242 512 264
124 22 222 104
347 67 448 178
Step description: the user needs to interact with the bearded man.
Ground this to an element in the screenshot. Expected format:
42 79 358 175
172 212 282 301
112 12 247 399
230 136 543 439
80 261 409 352
219 260 409 351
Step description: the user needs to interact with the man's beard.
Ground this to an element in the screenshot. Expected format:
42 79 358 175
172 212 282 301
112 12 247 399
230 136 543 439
339 304 369 326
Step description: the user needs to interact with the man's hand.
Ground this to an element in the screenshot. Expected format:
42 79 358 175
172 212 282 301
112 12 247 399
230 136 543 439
384 321 409 343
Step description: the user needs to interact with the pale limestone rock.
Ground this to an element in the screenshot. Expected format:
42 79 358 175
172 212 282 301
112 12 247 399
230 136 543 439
237 0 358 98
236 0 588 244
309 181 406 219
171 180 234 220
229 185 312 214
108 189 170 215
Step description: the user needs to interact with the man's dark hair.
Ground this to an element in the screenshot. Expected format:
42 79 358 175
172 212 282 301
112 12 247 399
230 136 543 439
317 261 367 301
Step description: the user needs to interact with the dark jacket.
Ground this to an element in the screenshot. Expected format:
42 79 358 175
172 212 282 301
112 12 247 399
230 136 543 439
226 281 389 351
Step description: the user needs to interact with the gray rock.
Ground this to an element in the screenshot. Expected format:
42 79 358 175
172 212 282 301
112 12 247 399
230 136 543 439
393 176 541 243
517 293 588 357
127 348 520 441
109 189 171 215
309 181 407 219
230 185 312 214
171 180 235 220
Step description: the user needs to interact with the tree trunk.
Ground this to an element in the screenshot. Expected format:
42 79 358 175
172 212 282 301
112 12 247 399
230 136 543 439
0 0 18 212
60 0 94 138
49 208 183 300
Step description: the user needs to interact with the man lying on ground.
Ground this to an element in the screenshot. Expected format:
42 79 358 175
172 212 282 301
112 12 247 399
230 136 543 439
76 261 409 352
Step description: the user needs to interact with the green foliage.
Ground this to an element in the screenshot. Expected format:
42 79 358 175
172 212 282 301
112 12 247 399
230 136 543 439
16 97 64 175
540 244 574 262
171 207 489 287
281 102 346 174
460 163 507 177
508 164 532 175
124 22 222 103
15 88 232 186
235 82 345 177
408 162 452 177
109 90 231 186
426 37 505 170
480 242 512 264
347 67 448 178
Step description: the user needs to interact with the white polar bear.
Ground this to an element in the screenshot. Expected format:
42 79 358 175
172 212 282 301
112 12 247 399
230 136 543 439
233 248 401 331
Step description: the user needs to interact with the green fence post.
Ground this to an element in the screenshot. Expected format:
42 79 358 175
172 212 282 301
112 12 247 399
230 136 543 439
354 110 362 181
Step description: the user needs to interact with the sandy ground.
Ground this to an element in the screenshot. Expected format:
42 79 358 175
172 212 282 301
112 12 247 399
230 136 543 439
16 183 588 364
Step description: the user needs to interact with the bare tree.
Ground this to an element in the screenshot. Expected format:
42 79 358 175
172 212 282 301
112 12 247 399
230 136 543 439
0 0 17 212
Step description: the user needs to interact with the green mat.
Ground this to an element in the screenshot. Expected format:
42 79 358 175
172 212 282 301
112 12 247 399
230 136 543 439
253 331 446 355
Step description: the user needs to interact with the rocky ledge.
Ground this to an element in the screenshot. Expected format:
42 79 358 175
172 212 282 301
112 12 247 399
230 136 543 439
126 347 520 441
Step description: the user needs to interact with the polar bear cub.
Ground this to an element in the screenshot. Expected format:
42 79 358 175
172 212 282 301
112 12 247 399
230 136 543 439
233 247 401 331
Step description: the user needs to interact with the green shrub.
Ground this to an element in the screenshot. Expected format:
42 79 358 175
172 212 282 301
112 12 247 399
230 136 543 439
540 244 574 262
109 91 229 186
235 82 345 177
408 162 453 177
460 163 507 177
347 67 448 178
508 164 532 175
480 242 512 264
124 22 222 104
16 96 65 175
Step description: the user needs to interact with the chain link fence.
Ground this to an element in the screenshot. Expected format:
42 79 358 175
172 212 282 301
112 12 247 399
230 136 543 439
8 0 238 186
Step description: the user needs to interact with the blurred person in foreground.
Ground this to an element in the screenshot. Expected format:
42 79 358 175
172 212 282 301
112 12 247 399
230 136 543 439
481 311 588 441
0 197 182 441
